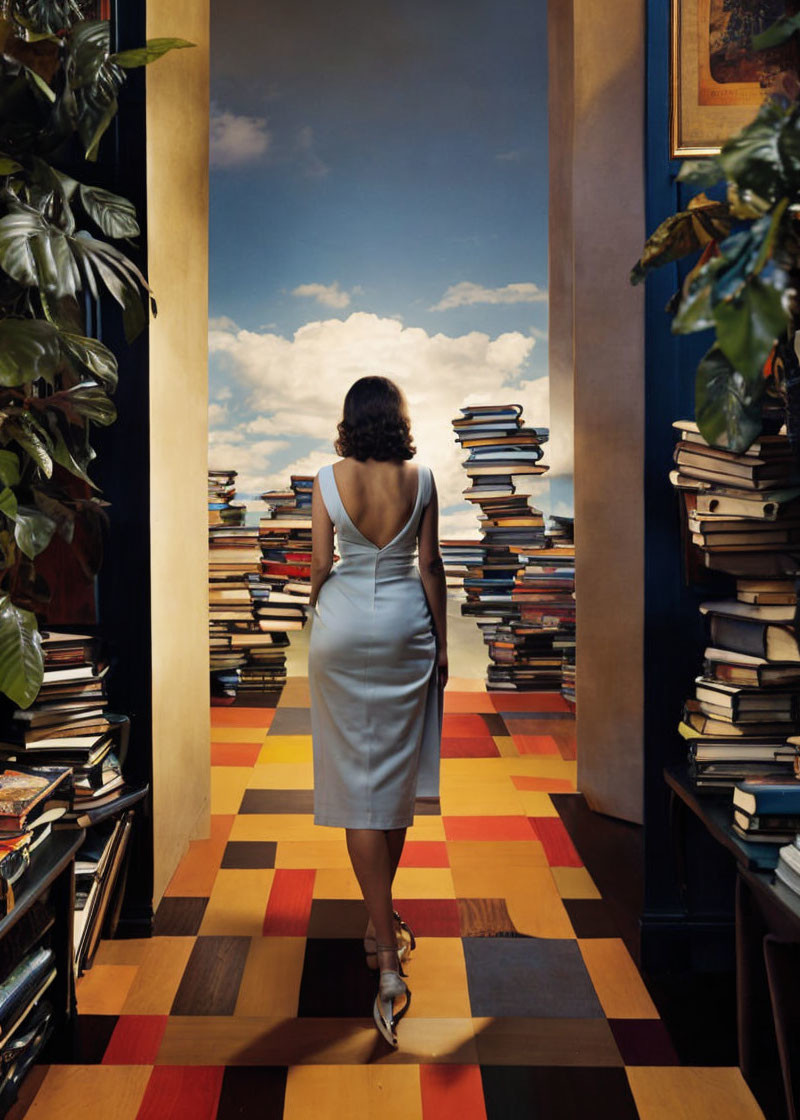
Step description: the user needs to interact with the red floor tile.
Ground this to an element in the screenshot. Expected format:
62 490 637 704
102 1015 168 1065
440 737 500 758
512 735 560 755
210 742 262 767
390 899 461 936
529 817 583 866
443 816 536 842
511 775 576 792
489 692 570 713
263 868 316 936
444 692 496 713
442 714 495 738
399 841 450 867
421 1064 487 1120
210 708 275 728
136 1066 224 1120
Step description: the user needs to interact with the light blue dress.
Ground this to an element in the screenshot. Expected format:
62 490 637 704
309 463 442 829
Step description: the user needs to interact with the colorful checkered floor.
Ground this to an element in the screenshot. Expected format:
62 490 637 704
15 681 764 1119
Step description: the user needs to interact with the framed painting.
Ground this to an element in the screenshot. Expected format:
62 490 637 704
670 0 796 157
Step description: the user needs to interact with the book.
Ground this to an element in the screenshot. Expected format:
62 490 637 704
707 614 800 662
0 766 71 829
733 777 800 817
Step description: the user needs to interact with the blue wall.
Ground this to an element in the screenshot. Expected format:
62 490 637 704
641 0 736 968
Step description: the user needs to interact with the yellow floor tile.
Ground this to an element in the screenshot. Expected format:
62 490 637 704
199 868 273 936
211 726 269 743
406 938 471 1018
257 736 313 764
493 735 519 757
21 1066 152 1120
313 868 363 898
447 840 549 874
163 814 234 898
211 766 252 814
92 938 150 967
248 762 315 789
374 1017 478 1065
551 866 602 899
516 791 559 816
501 756 578 782
626 1067 764 1120
406 816 446 840
75 965 139 1015
504 869 575 938
235 937 305 1017
391 868 455 899
284 1064 423 1120
229 815 321 842
276 840 351 869
439 759 526 816
578 939 660 1019
278 678 311 706
122 937 196 1015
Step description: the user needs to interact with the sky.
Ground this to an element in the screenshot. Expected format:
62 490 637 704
208 0 552 535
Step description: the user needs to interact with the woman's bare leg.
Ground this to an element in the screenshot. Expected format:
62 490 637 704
347 828 397 970
386 827 407 883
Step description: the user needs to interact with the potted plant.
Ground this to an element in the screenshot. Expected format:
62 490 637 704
0 2 190 706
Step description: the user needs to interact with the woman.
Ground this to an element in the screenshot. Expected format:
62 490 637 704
308 375 447 1047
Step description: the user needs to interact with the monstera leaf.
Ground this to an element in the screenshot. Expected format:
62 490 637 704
718 101 800 203
713 276 788 380
78 183 139 238
9 0 81 34
48 380 116 426
59 330 117 390
695 346 765 453
0 594 42 707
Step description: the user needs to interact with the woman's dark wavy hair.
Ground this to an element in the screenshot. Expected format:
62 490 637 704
334 376 416 461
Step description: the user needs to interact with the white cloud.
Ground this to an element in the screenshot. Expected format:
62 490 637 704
292 282 351 310
209 312 549 513
294 125 329 178
209 315 239 332
208 401 227 425
207 435 291 497
430 281 548 312
210 105 271 169
496 149 526 162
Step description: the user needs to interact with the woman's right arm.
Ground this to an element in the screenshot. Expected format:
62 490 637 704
309 473 334 608
417 473 448 689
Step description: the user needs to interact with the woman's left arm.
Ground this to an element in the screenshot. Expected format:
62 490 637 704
309 473 335 607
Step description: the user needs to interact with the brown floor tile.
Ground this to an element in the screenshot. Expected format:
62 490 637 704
473 1016 623 1066
76 965 139 1016
163 814 235 898
234 936 306 1017
21 1065 152 1119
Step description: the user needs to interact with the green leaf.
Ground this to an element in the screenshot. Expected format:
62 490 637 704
0 155 22 174
10 0 82 34
631 197 731 285
25 66 54 102
672 271 715 334
718 101 799 203
713 276 789 380
59 330 118 391
56 381 116 426
111 38 195 68
0 594 42 708
122 284 147 342
77 183 139 239
32 488 73 542
695 345 765 453
51 427 96 488
752 14 800 50
14 505 56 558
0 452 20 488
65 21 125 161
677 159 724 187
0 488 18 521
3 415 52 478
0 318 62 386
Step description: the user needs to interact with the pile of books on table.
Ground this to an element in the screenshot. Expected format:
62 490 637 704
208 470 270 701
669 419 800 790
257 476 312 658
453 403 561 690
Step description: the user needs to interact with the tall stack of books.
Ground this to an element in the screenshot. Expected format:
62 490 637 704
208 470 281 700
452 403 557 690
439 540 487 591
670 420 800 789
775 834 800 897
208 470 246 527
545 516 576 704
258 476 312 637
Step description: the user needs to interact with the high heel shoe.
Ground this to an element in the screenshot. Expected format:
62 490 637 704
363 930 409 970
373 944 411 1047
393 909 416 951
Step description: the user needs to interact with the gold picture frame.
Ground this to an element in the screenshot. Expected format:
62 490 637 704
670 0 787 158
